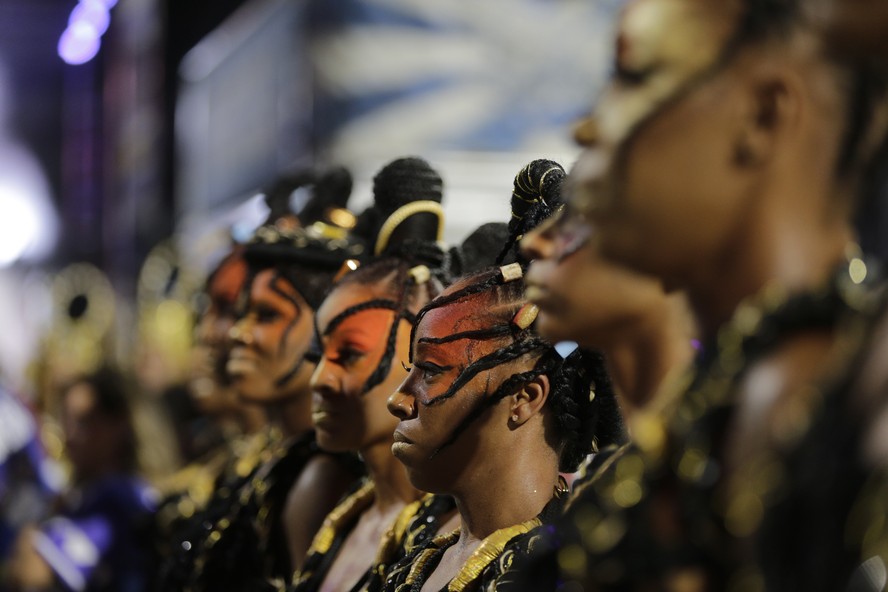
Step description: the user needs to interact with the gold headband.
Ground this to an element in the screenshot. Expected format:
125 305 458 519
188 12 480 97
374 201 445 256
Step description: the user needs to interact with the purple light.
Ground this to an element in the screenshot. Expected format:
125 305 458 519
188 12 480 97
58 21 101 65
69 0 110 36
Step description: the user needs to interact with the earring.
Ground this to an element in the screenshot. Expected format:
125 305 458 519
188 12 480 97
511 414 519 423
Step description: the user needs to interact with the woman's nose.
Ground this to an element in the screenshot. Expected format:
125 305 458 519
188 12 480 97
387 389 416 420
228 317 253 345
520 222 555 261
310 357 338 396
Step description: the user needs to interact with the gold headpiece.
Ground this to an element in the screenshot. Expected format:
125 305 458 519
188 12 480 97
374 201 445 256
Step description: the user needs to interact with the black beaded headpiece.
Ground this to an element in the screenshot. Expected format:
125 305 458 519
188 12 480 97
241 166 366 382
320 156 447 396
243 166 367 310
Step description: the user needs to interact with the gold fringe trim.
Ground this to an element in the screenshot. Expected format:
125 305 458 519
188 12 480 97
448 517 542 591
305 479 376 556
373 493 430 569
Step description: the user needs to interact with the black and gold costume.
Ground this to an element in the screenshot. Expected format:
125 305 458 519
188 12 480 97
362 494 458 592
154 428 271 579
512 261 884 590
158 430 361 591
381 497 565 592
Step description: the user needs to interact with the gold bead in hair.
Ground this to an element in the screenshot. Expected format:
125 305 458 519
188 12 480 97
512 303 539 330
499 262 523 282
408 265 431 285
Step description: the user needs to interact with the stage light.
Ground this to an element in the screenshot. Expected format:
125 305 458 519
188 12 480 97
0 184 43 268
58 21 101 66
69 0 111 37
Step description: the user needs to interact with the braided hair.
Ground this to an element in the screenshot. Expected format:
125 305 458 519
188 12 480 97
410 264 625 472
319 157 448 396
496 159 567 265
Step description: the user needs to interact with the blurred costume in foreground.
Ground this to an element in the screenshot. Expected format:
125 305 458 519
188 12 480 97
507 0 888 590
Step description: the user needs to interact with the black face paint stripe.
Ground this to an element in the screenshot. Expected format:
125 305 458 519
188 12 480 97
270 272 303 358
421 337 548 407
418 325 513 346
322 299 399 337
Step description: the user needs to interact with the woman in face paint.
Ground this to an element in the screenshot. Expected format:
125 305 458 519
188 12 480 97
290 157 450 592
191 246 264 429
182 167 367 590
381 263 623 592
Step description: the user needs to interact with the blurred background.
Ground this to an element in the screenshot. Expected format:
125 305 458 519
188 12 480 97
0 0 623 404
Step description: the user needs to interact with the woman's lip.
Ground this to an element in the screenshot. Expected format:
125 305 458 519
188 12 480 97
312 407 344 427
393 430 413 444
226 356 255 376
391 441 412 457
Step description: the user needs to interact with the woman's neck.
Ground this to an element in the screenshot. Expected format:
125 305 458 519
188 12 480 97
360 440 422 511
688 197 853 341
605 300 695 421
450 431 558 542
266 391 314 440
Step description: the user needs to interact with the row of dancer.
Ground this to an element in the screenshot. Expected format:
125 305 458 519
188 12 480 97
5 0 888 590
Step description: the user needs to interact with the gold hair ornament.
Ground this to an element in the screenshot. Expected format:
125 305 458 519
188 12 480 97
374 201 445 256
408 265 431 285
512 303 539 330
499 262 523 283
333 259 361 282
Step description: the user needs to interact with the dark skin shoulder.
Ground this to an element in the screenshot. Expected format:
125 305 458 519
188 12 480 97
285 453 361 572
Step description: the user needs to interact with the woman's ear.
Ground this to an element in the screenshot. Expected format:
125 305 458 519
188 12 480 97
732 59 803 169
509 374 551 426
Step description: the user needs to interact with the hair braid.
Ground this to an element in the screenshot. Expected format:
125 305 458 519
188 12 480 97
496 159 567 264
547 348 625 472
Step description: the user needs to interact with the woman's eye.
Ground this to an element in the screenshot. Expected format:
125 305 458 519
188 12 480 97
336 347 364 365
614 63 650 86
255 307 280 323
414 362 448 381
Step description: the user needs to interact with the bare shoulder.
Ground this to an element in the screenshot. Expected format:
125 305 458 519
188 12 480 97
284 454 362 571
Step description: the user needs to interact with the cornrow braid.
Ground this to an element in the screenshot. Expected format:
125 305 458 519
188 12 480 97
546 348 626 472
496 159 567 265
409 268 509 362
326 259 443 398
322 299 402 337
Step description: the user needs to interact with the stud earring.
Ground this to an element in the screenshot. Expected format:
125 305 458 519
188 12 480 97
511 414 519 422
